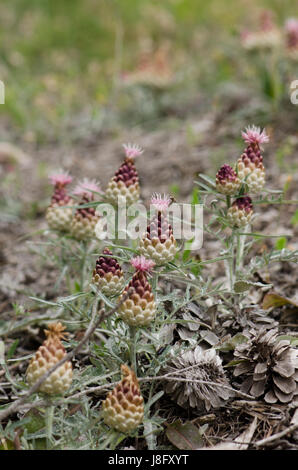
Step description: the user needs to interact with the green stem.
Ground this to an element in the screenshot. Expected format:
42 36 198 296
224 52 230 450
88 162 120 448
129 325 137 374
45 404 55 449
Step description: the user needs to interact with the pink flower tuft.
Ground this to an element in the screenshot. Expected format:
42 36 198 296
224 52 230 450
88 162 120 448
49 171 72 186
285 18 298 35
151 193 171 212
131 256 155 273
73 178 102 198
241 125 269 146
122 143 144 159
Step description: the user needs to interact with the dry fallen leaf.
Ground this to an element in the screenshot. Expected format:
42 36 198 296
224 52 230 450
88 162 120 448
166 420 205 450
262 292 298 310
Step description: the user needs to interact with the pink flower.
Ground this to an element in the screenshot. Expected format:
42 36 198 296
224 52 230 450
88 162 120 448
122 143 144 159
49 171 72 186
151 193 171 212
241 125 269 146
73 178 102 198
285 18 298 35
131 256 155 273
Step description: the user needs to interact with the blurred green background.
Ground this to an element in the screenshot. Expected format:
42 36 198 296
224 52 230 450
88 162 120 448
0 0 297 142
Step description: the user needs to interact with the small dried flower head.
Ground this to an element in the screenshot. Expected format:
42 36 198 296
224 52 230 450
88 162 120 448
227 196 253 227
242 126 269 146
131 256 155 273
46 172 74 232
26 322 73 395
122 143 144 159
151 193 171 212
49 171 72 187
73 178 102 198
70 179 101 240
92 247 124 296
105 146 141 205
118 257 156 326
44 322 69 341
102 364 144 433
216 165 241 195
139 196 178 265
233 196 253 212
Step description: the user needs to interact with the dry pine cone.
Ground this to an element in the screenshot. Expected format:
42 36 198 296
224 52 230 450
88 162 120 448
163 346 233 411
233 328 298 404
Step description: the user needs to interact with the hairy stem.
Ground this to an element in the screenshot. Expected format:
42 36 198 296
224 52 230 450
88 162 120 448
236 224 249 272
228 232 235 291
45 404 55 449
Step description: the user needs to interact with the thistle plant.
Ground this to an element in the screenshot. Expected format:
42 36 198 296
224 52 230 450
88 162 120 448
92 247 124 296
215 165 241 196
46 171 74 232
118 256 156 328
117 255 156 374
2 123 297 451
26 322 73 448
241 10 281 51
240 11 298 107
70 178 102 241
26 322 73 395
227 196 253 228
236 125 268 194
198 124 275 292
102 364 144 434
139 193 178 265
105 143 142 206
285 18 298 61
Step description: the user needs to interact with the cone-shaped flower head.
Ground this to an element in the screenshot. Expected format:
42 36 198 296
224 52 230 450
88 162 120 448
285 19 298 60
227 196 253 227
105 144 142 206
241 10 281 50
163 346 233 411
46 171 74 232
92 248 124 296
233 328 298 404
102 364 144 433
236 126 269 193
26 322 73 395
118 256 156 327
216 164 241 195
70 178 101 240
139 193 178 265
